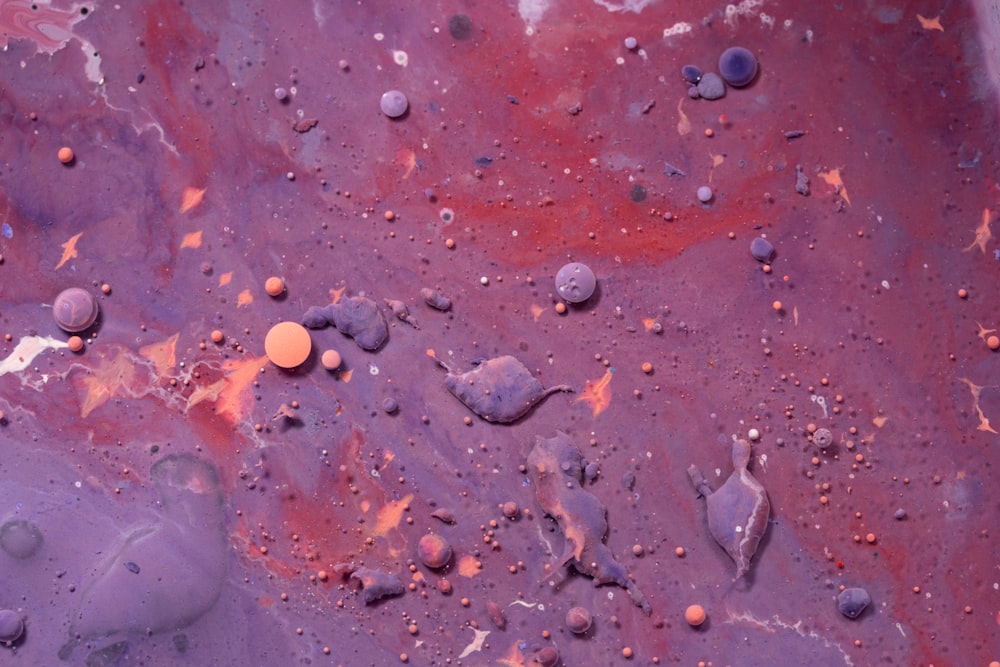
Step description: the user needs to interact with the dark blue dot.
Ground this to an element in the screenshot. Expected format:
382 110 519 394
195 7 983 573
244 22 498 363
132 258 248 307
718 47 758 87
681 65 702 84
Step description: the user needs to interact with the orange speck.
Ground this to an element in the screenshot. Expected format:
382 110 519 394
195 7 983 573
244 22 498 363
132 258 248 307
55 232 83 270
58 146 74 164
684 604 706 626
916 14 944 31
772 300 783 312
180 186 207 214
576 369 613 417
989 335 1000 351
180 230 203 249
445 238 455 249
373 494 414 537
555 302 567 315
384 210 395 221
641 361 653 374
210 330 224 343
530 303 545 321
67 336 84 352
218 271 233 287
957 288 968 299
236 289 253 307
264 276 284 296
704 128 714 138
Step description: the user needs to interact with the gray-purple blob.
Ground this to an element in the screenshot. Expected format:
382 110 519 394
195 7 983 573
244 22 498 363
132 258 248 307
837 587 871 619
681 64 702 84
718 46 758 87
380 90 409 118
750 237 775 262
66 455 227 650
555 262 596 303
697 72 726 100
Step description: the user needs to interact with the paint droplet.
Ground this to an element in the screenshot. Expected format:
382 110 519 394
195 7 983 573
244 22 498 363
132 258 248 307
684 604 706 626
380 90 409 118
58 146 74 164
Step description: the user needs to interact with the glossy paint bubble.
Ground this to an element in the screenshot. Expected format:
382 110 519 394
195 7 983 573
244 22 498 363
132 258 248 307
837 587 871 619
66 455 227 649
697 185 713 203
555 262 597 303
417 533 453 569
718 46 758 87
681 64 702 84
264 321 312 368
566 606 593 633
0 609 24 645
0 519 43 559
380 90 409 118
53 287 99 332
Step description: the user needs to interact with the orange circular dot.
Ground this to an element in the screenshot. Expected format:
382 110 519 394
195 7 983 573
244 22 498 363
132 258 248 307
641 361 653 374
685 604 706 626
622 647 633 658
704 128 714 137
58 146 74 163
762 264 771 273
100 283 111 294
674 546 685 557
988 335 1000 350
265 321 312 369
67 335 84 353
554 302 567 314
957 288 968 299
772 300 783 311
384 210 395 221
210 329 224 344
445 238 455 249
321 349 342 370
263 277 284 297
865 533 876 544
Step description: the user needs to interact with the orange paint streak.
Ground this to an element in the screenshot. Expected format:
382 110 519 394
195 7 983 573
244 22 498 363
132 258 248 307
329 286 346 303
676 97 691 136
218 271 233 287
236 289 253 307
180 186 206 213
79 348 137 418
393 148 417 179
339 368 353 383
641 317 656 331
372 493 414 537
138 332 179 375
964 208 992 254
819 168 851 205
975 322 996 341
186 355 266 425
457 554 482 578
959 378 998 434
576 369 613 417
55 231 83 269
916 14 944 31
180 230 203 249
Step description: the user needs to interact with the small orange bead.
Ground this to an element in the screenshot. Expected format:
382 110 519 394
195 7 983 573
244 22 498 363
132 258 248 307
58 146 74 163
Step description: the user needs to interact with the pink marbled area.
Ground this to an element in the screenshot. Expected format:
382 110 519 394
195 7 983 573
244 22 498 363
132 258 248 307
0 0 88 54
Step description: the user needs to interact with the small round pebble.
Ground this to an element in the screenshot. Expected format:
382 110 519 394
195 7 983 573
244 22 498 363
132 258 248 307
67 335 84 353
696 72 726 100
681 64 702 84
58 146 75 164
417 533 453 569
894 508 906 520
566 606 593 633
321 349 342 370
264 276 285 296
382 397 399 413
380 90 409 118
685 604 706 626
837 587 871 619
750 237 776 262
274 87 288 101
0 609 23 644
718 46 758 87
555 262 597 303
624 36 637 50
697 186 713 203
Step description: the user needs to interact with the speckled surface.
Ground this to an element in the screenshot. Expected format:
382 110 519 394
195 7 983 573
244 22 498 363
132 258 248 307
0 1 998 665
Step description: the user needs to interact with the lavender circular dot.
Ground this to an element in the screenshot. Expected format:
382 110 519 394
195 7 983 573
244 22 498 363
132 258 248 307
380 90 409 118
624 36 637 50
274 87 288 101
697 185 713 203
555 262 596 303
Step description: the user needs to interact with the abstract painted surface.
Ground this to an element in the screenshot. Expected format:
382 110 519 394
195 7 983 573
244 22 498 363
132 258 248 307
0 0 998 665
